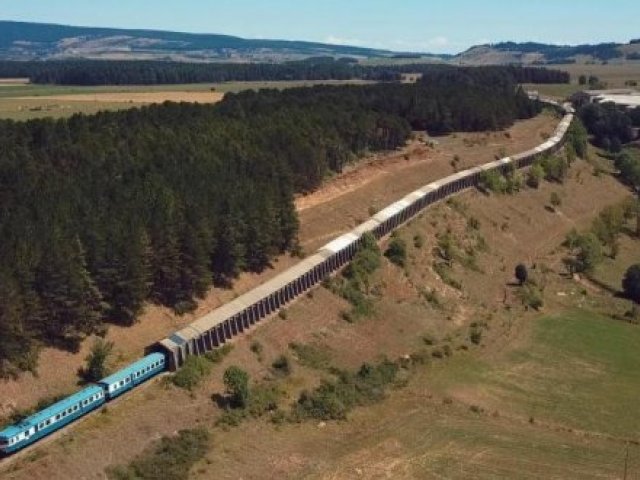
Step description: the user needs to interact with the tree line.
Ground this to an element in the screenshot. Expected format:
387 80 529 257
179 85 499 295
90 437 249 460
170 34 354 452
579 102 640 153
0 68 542 375
0 59 570 86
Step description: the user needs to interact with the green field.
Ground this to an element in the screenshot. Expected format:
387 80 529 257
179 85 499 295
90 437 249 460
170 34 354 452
429 309 640 439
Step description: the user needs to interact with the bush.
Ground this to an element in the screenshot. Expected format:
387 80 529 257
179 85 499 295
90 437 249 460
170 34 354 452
527 163 545 188
467 216 481 230
223 366 250 409
564 232 603 274
540 155 568 183
332 232 382 320
172 355 212 390
469 327 483 345
550 192 562 208
271 355 292 376
623 264 640 303
250 341 263 359
80 338 114 383
107 428 209 480
204 344 233 364
385 237 407 268
515 263 528 285
246 384 281 418
173 299 198 316
413 234 424 249
518 284 544 310
479 170 507 193
291 360 399 421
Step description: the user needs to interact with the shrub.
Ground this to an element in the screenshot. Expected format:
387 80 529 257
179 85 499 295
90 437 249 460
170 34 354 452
246 384 281 418
422 334 437 346
515 263 528 285
223 366 250 409
527 163 545 188
518 284 544 311
80 338 114 383
291 360 399 421
173 299 198 316
385 237 407 268
479 170 507 193
250 341 263 358
469 327 483 345
564 232 603 274
107 428 209 480
271 355 292 376
540 155 568 183
623 264 640 303
550 192 562 208
467 216 481 230
204 344 233 364
172 355 212 390
433 263 462 290
278 309 288 320
413 234 424 249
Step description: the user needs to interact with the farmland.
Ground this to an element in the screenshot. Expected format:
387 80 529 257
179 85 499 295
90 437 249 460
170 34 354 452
0 79 374 120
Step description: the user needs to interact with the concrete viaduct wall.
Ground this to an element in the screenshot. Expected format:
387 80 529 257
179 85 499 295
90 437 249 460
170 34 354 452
153 101 575 371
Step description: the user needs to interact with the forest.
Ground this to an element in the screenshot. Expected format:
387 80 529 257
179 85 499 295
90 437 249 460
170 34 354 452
0 59 570 86
579 102 640 152
0 68 542 375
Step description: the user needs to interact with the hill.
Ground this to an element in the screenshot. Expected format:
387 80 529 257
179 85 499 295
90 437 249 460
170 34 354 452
456 41 640 65
0 20 405 62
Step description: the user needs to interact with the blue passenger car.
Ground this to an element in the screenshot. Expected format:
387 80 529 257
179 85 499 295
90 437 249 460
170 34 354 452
98 353 166 400
0 385 106 454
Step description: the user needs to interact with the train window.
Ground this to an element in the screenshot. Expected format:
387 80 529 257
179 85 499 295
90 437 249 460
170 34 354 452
55 414 60 420
119 380 124 387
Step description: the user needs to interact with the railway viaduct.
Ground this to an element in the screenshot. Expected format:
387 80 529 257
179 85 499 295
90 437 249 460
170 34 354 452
153 98 575 371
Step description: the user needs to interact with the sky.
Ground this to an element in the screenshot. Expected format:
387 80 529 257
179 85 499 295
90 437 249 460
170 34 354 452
1 0 638 54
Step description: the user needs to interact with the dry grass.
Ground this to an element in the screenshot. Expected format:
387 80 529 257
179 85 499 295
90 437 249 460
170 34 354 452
13 91 225 104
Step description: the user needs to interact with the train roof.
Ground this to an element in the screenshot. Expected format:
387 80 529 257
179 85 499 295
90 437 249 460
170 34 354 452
0 384 105 437
98 353 165 386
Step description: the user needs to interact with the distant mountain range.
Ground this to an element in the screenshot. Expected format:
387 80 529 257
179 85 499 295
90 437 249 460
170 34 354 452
0 21 639 65
0 20 404 62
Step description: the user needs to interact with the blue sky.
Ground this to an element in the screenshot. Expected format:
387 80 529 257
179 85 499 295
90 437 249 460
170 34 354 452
2 0 638 54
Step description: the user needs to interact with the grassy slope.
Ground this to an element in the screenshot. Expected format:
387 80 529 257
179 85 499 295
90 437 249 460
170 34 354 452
429 310 640 438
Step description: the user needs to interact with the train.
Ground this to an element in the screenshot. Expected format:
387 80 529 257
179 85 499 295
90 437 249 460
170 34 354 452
0 99 574 456
0 353 166 454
